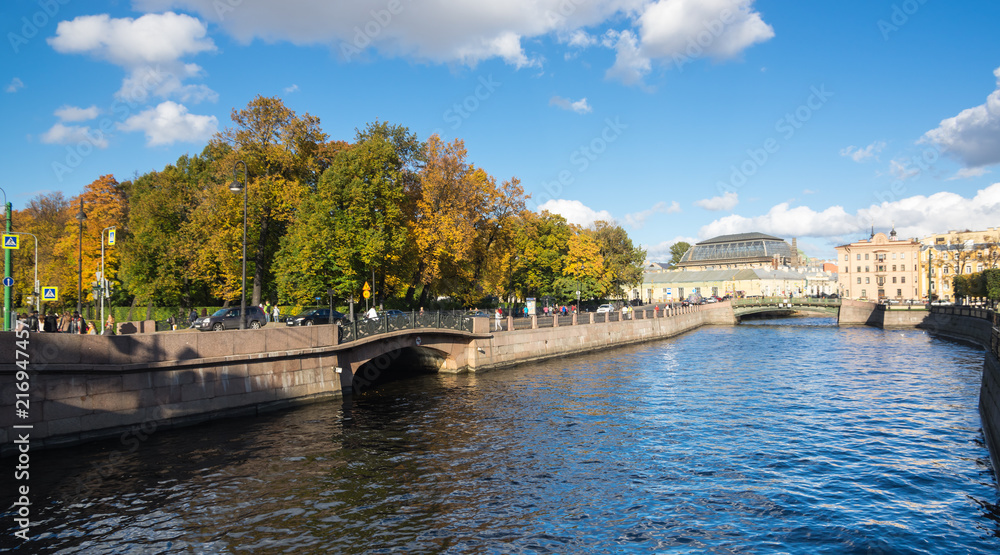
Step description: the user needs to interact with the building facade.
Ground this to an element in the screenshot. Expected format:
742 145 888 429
919 227 1000 301
835 230 921 301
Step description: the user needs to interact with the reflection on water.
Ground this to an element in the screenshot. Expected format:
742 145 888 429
2 317 999 553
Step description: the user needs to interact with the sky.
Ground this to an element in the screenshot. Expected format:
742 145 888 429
3 0 1000 262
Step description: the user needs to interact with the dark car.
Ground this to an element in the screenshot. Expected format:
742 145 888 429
194 306 268 331
286 308 346 326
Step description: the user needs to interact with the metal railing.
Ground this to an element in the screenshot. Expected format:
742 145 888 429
339 310 475 343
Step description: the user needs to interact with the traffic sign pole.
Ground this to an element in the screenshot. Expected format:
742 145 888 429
4 201 11 331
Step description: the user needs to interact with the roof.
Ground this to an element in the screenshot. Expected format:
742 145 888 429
695 232 784 245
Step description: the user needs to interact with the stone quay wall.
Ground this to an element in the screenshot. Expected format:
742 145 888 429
470 303 736 371
0 326 345 455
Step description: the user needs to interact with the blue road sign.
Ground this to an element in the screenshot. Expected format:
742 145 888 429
2 234 18 249
43 287 58 301
2 277 12 287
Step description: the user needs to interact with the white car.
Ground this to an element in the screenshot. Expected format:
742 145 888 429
596 304 614 313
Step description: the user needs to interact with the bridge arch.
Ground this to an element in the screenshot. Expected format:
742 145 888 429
334 329 480 392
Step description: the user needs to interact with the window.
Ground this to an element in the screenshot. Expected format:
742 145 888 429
857 254 861 260
865 266 869 272
901 253 906 259
857 266 861 273
897 289 902 297
966 265 971 273
901 276 906 284
857 277 861 284
865 277 870 284
892 277 897 283
865 254 870 260
844 254 849 261
892 253 897 259
978 264 984 272
861 289 867 298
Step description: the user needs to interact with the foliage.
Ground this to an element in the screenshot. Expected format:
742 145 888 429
669 241 691 266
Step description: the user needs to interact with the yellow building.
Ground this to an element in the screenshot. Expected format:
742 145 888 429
919 227 1000 301
834 230 921 301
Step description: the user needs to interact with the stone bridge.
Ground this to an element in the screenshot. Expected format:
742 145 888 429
732 297 841 319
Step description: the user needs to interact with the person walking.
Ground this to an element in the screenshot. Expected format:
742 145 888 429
104 314 116 335
188 308 198 328
27 310 40 332
44 311 57 332
272 304 280 323
59 311 71 332
495 307 503 331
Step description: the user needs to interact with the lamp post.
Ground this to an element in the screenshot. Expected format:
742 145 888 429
1 186 10 331
76 199 86 315
229 160 249 330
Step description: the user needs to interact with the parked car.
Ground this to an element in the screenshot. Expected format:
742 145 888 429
286 308 346 326
194 306 268 331
596 304 614 313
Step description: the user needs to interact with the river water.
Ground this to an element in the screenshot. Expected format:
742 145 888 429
3 317 1000 553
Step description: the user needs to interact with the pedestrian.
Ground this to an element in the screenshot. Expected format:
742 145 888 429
104 314 115 335
167 314 176 330
272 304 280 323
59 311 71 332
366 306 378 319
189 308 198 327
44 312 57 332
28 310 40 332
14 313 26 333
495 307 503 331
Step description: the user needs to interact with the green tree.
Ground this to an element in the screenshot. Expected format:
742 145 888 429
669 241 691 266
593 221 646 300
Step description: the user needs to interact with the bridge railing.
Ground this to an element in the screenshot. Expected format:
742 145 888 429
732 297 841 309
339 310 475 343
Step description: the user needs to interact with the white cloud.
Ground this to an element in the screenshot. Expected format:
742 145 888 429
624 201 681 228
802 189 817 195
948 167 990 180
118 101 217 146
537 199 615 227
694 191 739 211
6 77 24 93
604 30 650 87
921 65 1000 169
40 123 109 148
48 12 217 102
840 140 885 163
131 1 770 85
285 84 299 93
549 95 592 114
54 105 100 122
698 183 1000 244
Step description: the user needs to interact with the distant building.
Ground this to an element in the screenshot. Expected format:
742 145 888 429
675 232 798 271
639 266 835 303
919 227 1000 301
835 228 921 301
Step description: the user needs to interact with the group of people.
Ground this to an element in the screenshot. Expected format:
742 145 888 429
12 310 115 334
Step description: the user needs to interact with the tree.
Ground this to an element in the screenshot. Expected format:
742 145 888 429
9 192 71 309
669 241 691 267
508 211 572 300
275 121 422 307
593 221 646 300
206 95 327 306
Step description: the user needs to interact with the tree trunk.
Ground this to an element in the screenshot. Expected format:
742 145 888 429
251 211 272 307
126 296 137 321
145 300 153 321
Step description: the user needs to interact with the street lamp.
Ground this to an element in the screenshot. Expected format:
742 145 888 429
76 199 86 315
229 160 249 330
1 186 10 331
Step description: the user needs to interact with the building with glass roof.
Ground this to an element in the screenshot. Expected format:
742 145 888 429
676 232 796 270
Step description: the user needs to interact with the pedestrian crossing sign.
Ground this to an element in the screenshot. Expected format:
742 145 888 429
108 228 116 245
2 234 18 249
43 287 58 301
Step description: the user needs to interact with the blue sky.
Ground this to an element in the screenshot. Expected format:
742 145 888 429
3 0 1000 261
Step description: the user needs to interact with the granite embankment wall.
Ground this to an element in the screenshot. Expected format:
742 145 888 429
0 326 347 455
471 303 736 371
